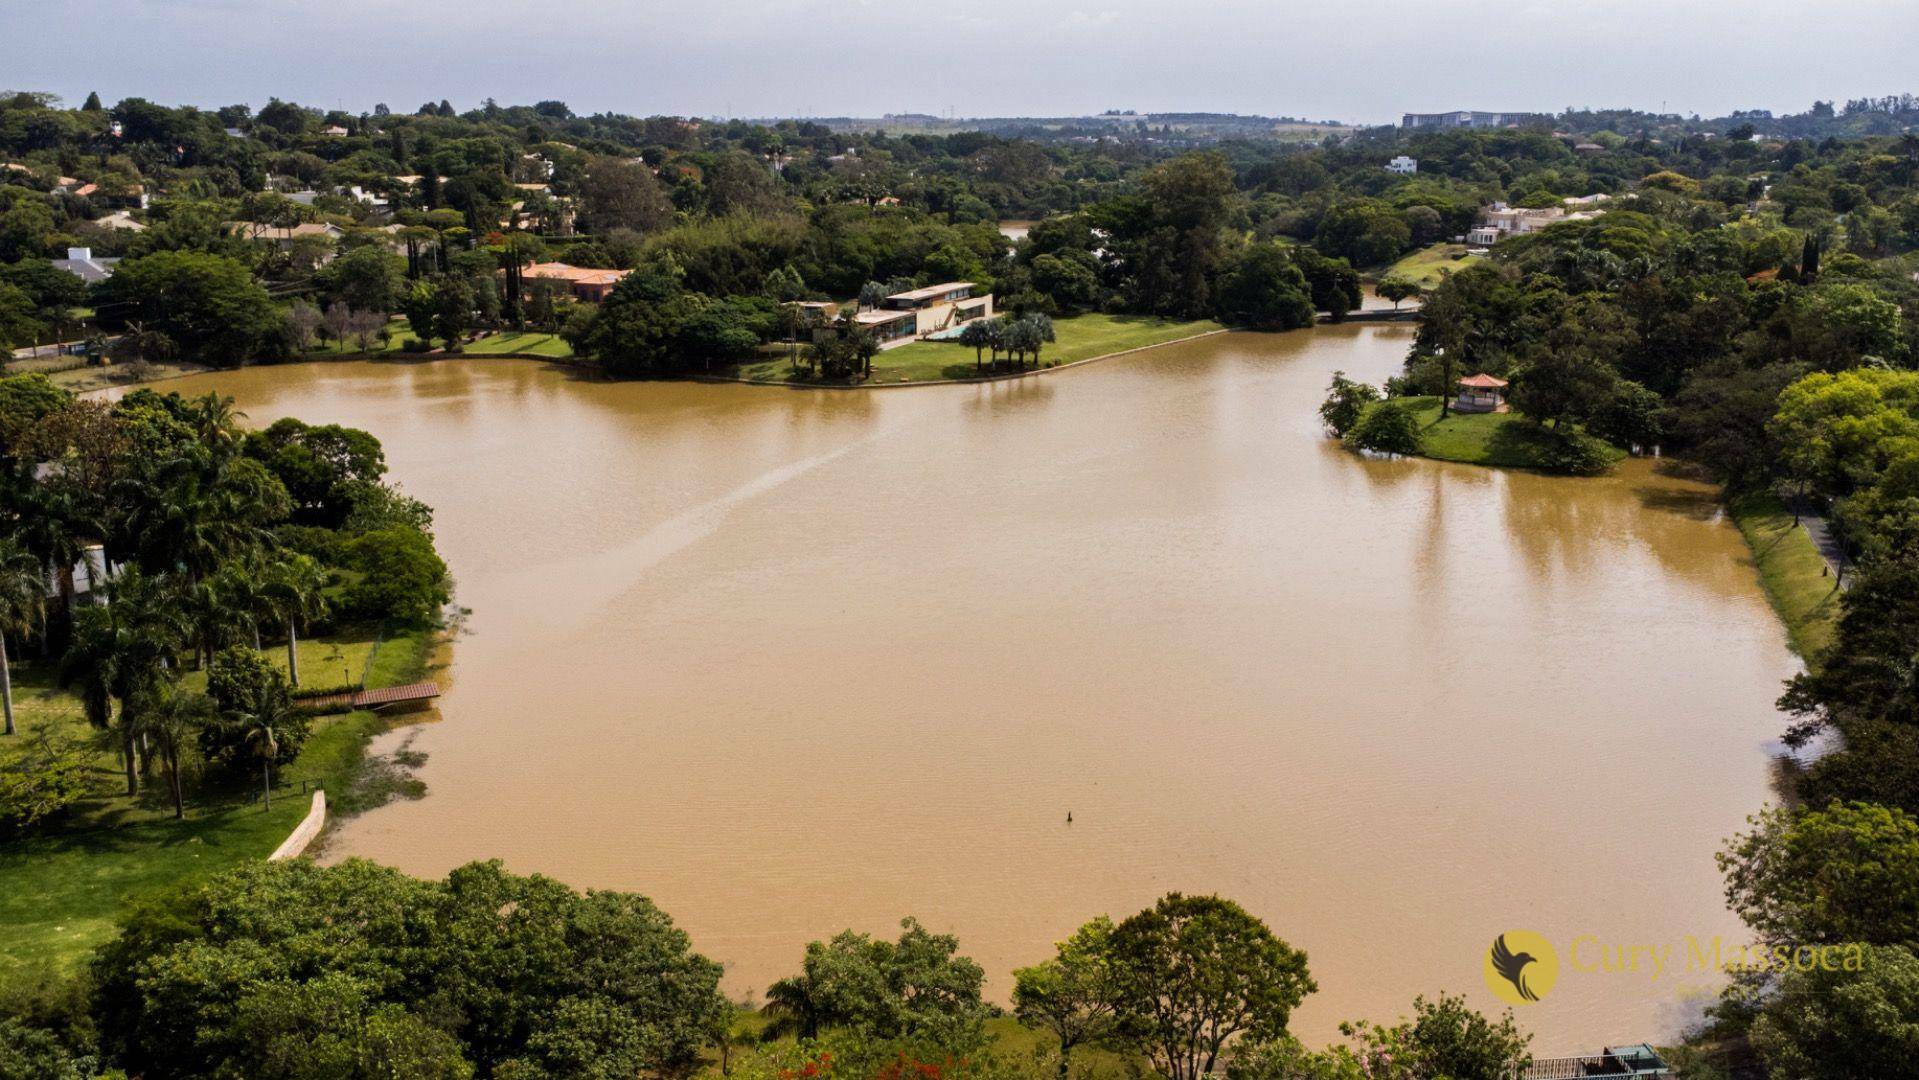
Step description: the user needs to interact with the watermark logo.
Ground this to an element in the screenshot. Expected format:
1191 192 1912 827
1484 930 1558 1004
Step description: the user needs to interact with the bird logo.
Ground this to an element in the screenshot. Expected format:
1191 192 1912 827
1483 930 1558 1005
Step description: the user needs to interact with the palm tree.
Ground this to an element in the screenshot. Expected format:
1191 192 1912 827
142 686 213 819
233 697 291 811
61 569 187 796
959 319 992 372
62 606 128 792
0 541 45 736
13 484 90 645
759 975 823 1041
261 555 328 686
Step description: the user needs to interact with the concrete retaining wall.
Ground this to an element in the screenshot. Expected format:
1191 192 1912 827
269 790 327 861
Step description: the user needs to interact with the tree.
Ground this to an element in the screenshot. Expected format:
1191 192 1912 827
1318 372 1381 438
0 541 43 736
1289 248 1363 321
1720 802 1919 949
1375 278 1422 311
771 918 990 1047
1343 400 1423 456
432 276 475 348
958 318 994 372
314 245 405 313
91 858 726 1078
1014 916 1122 1080
339 527 449 625
1335 994 1531 1080
92 251 278 367
1217 243 1316 330
283 300 322 353
141 685 214 819
60 569 185 796
579 157 675 235
1105 894 1316 1080
260 555 328 686
1509 347 1618 429
1749 943 1919 1080
1315 200 1413 267
204 644 305 771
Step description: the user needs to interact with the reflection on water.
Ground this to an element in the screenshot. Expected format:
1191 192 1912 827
153 325 1793 1051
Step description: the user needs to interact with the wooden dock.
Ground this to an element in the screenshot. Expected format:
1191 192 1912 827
299 682 441 712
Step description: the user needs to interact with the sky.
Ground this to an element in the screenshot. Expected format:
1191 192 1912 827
6 0 1917 125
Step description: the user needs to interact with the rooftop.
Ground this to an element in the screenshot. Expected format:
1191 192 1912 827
885 281 976 303
523 262 629 286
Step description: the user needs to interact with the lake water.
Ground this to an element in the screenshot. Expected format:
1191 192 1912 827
155 324 1792 1052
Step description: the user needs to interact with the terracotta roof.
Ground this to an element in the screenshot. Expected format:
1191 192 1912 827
524 262 628 286
1458 373 1508 388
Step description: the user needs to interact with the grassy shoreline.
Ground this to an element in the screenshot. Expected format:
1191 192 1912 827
1728 493 1842 666
717 313 1226 386
0 625 440 976
1361 395 1628 472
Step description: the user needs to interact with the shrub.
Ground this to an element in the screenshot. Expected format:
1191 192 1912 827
1344 400 1424 456
400 337 431 353
1531 427 1616 475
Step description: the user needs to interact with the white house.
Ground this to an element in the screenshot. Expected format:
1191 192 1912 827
1386 155 1417 175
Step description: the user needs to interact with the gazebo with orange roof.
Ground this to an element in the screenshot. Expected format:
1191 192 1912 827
1454 373 1509 414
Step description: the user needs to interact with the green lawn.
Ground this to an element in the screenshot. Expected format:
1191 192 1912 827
1729 493 1842 665
718 313 1224 385
465 331 575 358
1380 243 1477 289
1366 396 1627 472
0 625 436 977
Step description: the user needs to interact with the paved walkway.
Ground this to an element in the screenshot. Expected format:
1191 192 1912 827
1791 500 1850 587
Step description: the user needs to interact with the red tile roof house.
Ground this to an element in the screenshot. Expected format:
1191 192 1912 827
521 262 630 303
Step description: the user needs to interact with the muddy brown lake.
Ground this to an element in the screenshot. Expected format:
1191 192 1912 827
156 322 1794 1051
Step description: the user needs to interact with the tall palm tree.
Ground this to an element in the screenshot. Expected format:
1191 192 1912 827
0 541 46 736
233 697 291 811
261 555 328 686
13 484 90 645
61 569 187 796
142 685 213 819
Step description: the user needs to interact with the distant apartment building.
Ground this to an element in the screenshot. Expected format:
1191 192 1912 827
1402 110 1546 130
1385 155 1417 174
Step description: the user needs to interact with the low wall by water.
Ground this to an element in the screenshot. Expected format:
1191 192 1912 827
269 790 327 861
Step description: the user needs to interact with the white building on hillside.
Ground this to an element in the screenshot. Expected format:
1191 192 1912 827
1386 155 1417 175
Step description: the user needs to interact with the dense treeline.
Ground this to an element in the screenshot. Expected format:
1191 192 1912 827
5 87 1910 387
0 857 1539 1079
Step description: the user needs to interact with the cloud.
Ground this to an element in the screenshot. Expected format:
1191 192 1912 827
1061 8 1121 26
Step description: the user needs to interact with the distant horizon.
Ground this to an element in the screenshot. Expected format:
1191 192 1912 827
0 92 1884 129
8 0 1915 128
